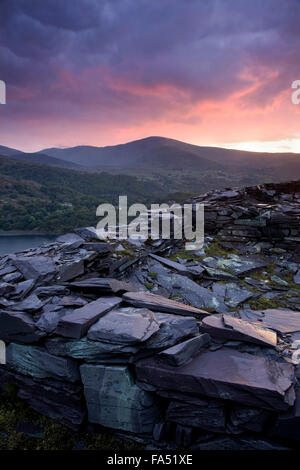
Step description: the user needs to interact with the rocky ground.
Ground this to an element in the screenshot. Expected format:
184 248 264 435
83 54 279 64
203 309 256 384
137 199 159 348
0 180 300 450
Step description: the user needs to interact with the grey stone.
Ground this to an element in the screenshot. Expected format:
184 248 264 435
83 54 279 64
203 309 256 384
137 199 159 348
156 273 227 312
166 400 226 433
59 296 87 307
11 294 44 313
149 254 190 275
0 310 45 343
35 285 69 297
145 312 198 350
0 264 17 277
80 364 160 433
12 256 55 281
225 283 254 308
56 296 122 338
36 309 67 334
136 348 295 410
13 279 35 298
45 336 138 363
0 282 14 296
2 272 23 283
294 269 300 285
68 278 137 294
123 291 209 318
57 260 85 282
158 334 210 366
73 226 99 240
6 343 80 382
200 314 277 347
56 233 84 244
259 309 300 333
87 308 160 345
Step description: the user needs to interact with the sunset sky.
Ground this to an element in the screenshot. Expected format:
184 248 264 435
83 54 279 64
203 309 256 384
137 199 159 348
1 0 300 153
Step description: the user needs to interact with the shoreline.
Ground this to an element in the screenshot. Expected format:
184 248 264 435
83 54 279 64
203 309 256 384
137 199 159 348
0 231 60 237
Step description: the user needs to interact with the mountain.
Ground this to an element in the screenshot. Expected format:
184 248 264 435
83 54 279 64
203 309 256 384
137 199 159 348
0 145 82 169
37 137 300 178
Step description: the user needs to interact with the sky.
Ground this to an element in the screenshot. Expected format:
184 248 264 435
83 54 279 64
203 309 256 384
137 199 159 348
0 0 300 153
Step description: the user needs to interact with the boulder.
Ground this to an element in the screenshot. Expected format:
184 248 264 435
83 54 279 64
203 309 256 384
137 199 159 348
80 364 160 433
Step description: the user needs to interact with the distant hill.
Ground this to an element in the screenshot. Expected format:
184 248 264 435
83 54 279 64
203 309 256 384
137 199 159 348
0 145 82 169
36 136 300 179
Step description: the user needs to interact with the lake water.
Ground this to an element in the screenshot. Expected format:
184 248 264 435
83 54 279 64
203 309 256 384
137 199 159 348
0 235 56 256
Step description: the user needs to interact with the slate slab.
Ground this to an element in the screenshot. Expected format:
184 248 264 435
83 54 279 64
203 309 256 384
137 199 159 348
166 400 226 433
87 308 159 345
259 309 300 333
10 294 44 313
123 291 209 318
199 314 277 347
57 260 85 282
80 364 160 433
0 310 45 344
149 254 191 275
45 336 139 363
6 343 80 382
12 256 55 281
68 278 137 294
136 348 295 410
56 296 122 338
158 334 210 366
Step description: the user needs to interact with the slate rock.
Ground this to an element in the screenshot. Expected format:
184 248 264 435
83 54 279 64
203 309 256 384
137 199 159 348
228 404 272 434
294 270 300 285
0 282 14 296
0 264 17 277
149 254 191 275
259 309 300 333
2 272 23 283
56 233 84 244
56 296 122 338
224 283 254 308
45 336 138 363
144 312 198 351
199 314 277 347
10 294 44 313
155 273 227 312
158 334 210 366
68 278 137 294
82 242 110 254
12 256 55 281
13 279 35 298
6 343 80 382
57 260 85 282
136 348 295 410
36 309 68 334
123 291 209 319
0 310 45 343
80 364 160 433
35 285 69 297
87 308 160 345
73 226 99 240
166 399 226 433
59 296 87 307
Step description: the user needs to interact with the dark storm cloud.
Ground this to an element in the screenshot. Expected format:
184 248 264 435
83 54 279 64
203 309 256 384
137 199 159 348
1 0 300 125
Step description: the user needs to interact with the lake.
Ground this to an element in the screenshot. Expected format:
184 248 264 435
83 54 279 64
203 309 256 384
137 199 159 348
0 235 56 256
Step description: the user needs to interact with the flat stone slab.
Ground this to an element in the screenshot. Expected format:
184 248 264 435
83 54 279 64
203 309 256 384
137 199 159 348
259 309 300 333
0 310 45 344
200 314 277 347
80 364 160 433
149 254 190 275
10 294 44 313
136 348 295 410
68 278 137 294
145 312 198 351
123 291 209 319
158 334 210 366
57 260 85 282
6 343 80 382
45 336 138 363
12 256 55 280
56 296 122 339
87 308 159 345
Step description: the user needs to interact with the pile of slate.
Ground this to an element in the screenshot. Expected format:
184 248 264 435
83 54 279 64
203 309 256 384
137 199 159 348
0 181 300 450
190 180 300 252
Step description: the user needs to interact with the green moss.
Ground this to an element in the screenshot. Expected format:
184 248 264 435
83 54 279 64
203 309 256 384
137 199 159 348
144 282 154 291
148 271 158 279
204 242 237 257
248 296 287 310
